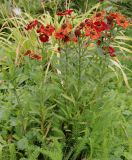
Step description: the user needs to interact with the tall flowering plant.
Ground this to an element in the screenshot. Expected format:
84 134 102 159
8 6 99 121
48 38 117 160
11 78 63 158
0 6 131 160
23 9 130 88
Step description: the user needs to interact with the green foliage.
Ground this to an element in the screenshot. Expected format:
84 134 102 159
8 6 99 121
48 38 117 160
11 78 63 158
111 0 132 18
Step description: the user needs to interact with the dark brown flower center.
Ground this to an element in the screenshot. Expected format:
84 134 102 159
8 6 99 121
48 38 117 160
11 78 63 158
80 22 85 28
120 19 125 23
90 31 96 35
61 23 67 29
96 23 102 27
96 12 101 17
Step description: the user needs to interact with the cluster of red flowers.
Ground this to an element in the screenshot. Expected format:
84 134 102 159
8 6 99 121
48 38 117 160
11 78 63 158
24 9 130 59
24 21 55 60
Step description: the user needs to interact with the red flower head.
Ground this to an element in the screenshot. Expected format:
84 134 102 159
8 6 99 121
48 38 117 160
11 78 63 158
30 54 43 61
45 24 55 35
107 15 114 23
54 30 71 42
97 40 102 46
36 25 45 33
74 28 81 37
25 20 38 30
54 31 65 39
108 46 115 53
107 12 130 28
108 46 116 57
102 46 116 57
93 11 105 21
63 35 70 43
56 9 74 16
85 28 100 40
71 36 78 43
23 50 32 56
54 21 72 40
39 34 49 43
94 21 109 32
61 21 72 35
106 15 115 28
115 14 130 28
79 22 85 29
37 24 55 36
85 19 93 27
23 50 42 61
109 12 118 20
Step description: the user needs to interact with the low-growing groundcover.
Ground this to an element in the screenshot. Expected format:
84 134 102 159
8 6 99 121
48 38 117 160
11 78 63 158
0 1 132 160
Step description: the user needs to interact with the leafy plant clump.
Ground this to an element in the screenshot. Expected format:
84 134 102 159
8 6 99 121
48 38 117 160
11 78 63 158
0 1 132 160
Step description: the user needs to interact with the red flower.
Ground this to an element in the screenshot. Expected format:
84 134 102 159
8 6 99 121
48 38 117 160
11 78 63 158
93 11 105 21
115 15 130 28
97 40 102 46
30 54 43 61
61 21 72 35
85 19 93 27
54 21 72 40
23 50 32 56
39 34 49 43
85 28 100 40
23 50 42 61
108 46 116 57
25 20 38 30
102 46 116 57
37 24 55 36
109 53 116 57
109 12 118 20
107 15 114 23
45 24 55 35
74 28 81 37
106 15 115 28
56 9 74 16
79 22 85 29
36 25 45 33
63 35 70 43
54 31 65 39
71 36 78 43
94 21 109 32
54 30 71 43
107 12 130 28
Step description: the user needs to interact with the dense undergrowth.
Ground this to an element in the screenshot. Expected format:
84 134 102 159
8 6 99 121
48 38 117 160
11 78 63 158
0 0 132 160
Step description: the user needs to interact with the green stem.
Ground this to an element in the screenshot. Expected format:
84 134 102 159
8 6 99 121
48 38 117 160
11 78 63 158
78 40 81 94
65 44 68 89
13 87 21 107
64 45 69 111
10 78 22 108
65 50 68 83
